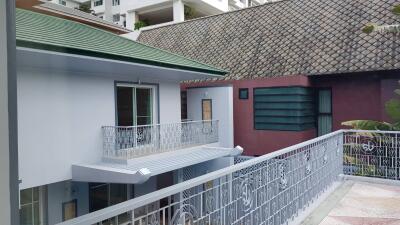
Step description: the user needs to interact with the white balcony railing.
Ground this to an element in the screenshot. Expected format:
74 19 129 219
102 120 219 159
58 130 400 225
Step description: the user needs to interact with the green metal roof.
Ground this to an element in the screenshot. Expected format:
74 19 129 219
15 9 227 76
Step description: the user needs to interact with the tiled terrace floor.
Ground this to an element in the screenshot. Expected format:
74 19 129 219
302 180 400 225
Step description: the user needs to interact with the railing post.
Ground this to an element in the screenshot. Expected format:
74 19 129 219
130 209 135 225
339 131 344 176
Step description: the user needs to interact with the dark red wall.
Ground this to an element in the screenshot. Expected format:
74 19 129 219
182 72 399 156
182 76 317 156
313 74 400 130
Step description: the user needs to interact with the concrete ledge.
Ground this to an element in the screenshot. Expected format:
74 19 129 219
342 175 400 186
290 180 344 225
299 180 354 225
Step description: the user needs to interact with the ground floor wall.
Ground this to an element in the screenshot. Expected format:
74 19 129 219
47 182 89 225
182 72 400 156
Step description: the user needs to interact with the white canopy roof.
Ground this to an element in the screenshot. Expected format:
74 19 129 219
72 146 243 184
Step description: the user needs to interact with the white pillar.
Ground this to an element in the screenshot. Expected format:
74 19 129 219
173 0 185 22
126 10 138 30
104 0 113 22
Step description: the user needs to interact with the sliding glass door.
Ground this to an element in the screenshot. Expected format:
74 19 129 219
116 84 156 147
116 84 155 126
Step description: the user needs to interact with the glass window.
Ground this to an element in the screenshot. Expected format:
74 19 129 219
113 14 120 22
116 85 155 126
109 184 127 205
89 183 128 212
317 89 332 136
20 187 41 225
58 0 66 6
239 88 249 99
89 183 109 212
112 0 120 6
136 88 152 125
94 0 103 7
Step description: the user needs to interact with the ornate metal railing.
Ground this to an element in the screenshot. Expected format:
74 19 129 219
343 130 400 180
57 130 400 225
102 120 219 159
58 130 344 225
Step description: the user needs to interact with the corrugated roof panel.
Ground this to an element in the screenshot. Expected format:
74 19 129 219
16 9 228 76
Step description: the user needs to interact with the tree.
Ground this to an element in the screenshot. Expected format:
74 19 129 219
184 5 196 20
342 81 400 130
362 4 400 34
134 20 148 30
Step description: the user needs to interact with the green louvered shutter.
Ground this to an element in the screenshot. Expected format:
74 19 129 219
253 87 316 131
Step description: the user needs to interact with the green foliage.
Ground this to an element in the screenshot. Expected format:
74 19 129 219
385 99 400 121
392 4 400 16
134 20 148 30
342 80 400 131
342 120 395 130
362 24 375 34
76 3 92 14
184 5 196 20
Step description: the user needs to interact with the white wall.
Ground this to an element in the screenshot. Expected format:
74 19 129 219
120 0 170 12
134 176 157 197
187 86 234 148
50 0 81 8
17 66 182 189
47 181 89 225
159 82 181 124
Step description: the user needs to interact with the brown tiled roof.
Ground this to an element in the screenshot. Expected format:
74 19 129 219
138 0 400 80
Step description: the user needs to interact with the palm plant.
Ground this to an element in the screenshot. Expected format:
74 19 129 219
362 4 400 34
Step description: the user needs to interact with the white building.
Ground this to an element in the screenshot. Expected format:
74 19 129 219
91 0 269 30
16 9 239 225
48 0 89 9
